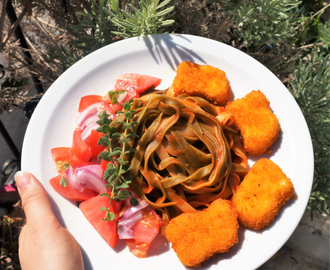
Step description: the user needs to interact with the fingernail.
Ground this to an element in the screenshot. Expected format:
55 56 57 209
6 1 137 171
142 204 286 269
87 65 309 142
14 171 32 190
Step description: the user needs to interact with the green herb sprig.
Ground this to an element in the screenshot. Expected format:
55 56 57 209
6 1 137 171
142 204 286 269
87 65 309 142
96 91 139 221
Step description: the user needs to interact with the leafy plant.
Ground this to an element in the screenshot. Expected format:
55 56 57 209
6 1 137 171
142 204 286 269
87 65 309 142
48 0 118 71
289 48 330 219
47 0 175 71
221 0 301 47
107 0 175 37
318 20 330 46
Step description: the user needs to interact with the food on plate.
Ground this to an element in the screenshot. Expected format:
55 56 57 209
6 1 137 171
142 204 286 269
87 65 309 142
49 174 97 201
231 158 294 230
225 90 281 155
48 63 292 266
169 61 231 106
79 193 122 248
114 73 161 93
124 204 163 258
164 198 239 267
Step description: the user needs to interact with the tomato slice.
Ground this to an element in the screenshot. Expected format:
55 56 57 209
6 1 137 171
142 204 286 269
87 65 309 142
49 174 97 201
79 194 122 248
85 129 104 159
78 95 103 113
51 147 71 162
123 89 140 103
114 74 161 94
51 147 93 170
125 239 150 258
69 149 94 168
109 102 123 114
131 206 162 244
72 128 92 161
99 101 116 119
106 89 140 115
125 206 162 257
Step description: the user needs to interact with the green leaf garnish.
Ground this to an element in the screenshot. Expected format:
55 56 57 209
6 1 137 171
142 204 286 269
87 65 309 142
96 97 139 221
62 162 70 171
130 197 139 207
60 176 69 187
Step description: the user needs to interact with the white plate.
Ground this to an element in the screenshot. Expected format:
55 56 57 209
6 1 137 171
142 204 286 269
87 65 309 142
21 34 314 270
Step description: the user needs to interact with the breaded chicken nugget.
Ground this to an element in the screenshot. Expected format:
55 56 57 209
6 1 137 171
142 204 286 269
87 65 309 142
165 199 238 267
226 90 280 155
232 158 294 230
171 61 231 106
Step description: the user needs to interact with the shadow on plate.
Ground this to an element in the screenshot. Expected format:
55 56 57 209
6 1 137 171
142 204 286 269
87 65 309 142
113 228 170 256
113 238 128 253
143 34 207 70
80 245 94 270
248 129 283 163
48 194 66 227
147 232 171 257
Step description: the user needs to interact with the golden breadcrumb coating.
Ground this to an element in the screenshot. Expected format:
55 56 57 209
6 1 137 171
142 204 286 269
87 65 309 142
232 158 294 230
164 199 239 267
171 61 231 106
225 90 280 155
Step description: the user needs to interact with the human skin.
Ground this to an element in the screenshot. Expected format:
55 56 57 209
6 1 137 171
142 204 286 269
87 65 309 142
14 171 85 270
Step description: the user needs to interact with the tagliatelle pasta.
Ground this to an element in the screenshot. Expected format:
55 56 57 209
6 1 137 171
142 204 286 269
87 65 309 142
110 91 248 226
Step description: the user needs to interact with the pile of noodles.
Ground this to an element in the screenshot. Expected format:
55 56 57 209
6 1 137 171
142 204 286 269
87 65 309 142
113 91 248 225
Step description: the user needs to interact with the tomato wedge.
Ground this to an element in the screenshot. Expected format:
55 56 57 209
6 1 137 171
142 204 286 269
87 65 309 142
49 174 97 201
85 129 104 159
51 147 71 162
72 128 92 161
125 206 163 258
51 147 92 170
125 239 150 258
79 194 122 248
131 206 162 244
114 74 161 94
99 101 116 119
69 149 94 168
78 95 103 113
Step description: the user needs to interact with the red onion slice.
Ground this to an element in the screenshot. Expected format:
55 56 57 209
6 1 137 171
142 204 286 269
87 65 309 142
80 122 99 141
118 229 134 239
75 165 107 194
76 102 101 127
117 200 149 239
81 113 99 129
118 210 144 239
65 166 86 192
120 200 148 220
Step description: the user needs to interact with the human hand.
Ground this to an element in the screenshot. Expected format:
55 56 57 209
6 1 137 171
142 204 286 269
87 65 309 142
14 171 84 270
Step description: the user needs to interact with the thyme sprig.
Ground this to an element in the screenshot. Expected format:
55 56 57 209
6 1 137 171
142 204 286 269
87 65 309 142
96 91 139 221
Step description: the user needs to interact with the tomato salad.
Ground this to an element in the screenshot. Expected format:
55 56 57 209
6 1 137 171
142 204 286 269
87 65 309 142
50 73 162 257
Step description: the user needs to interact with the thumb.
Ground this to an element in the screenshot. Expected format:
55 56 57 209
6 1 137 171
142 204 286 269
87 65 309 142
14 171 60 227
